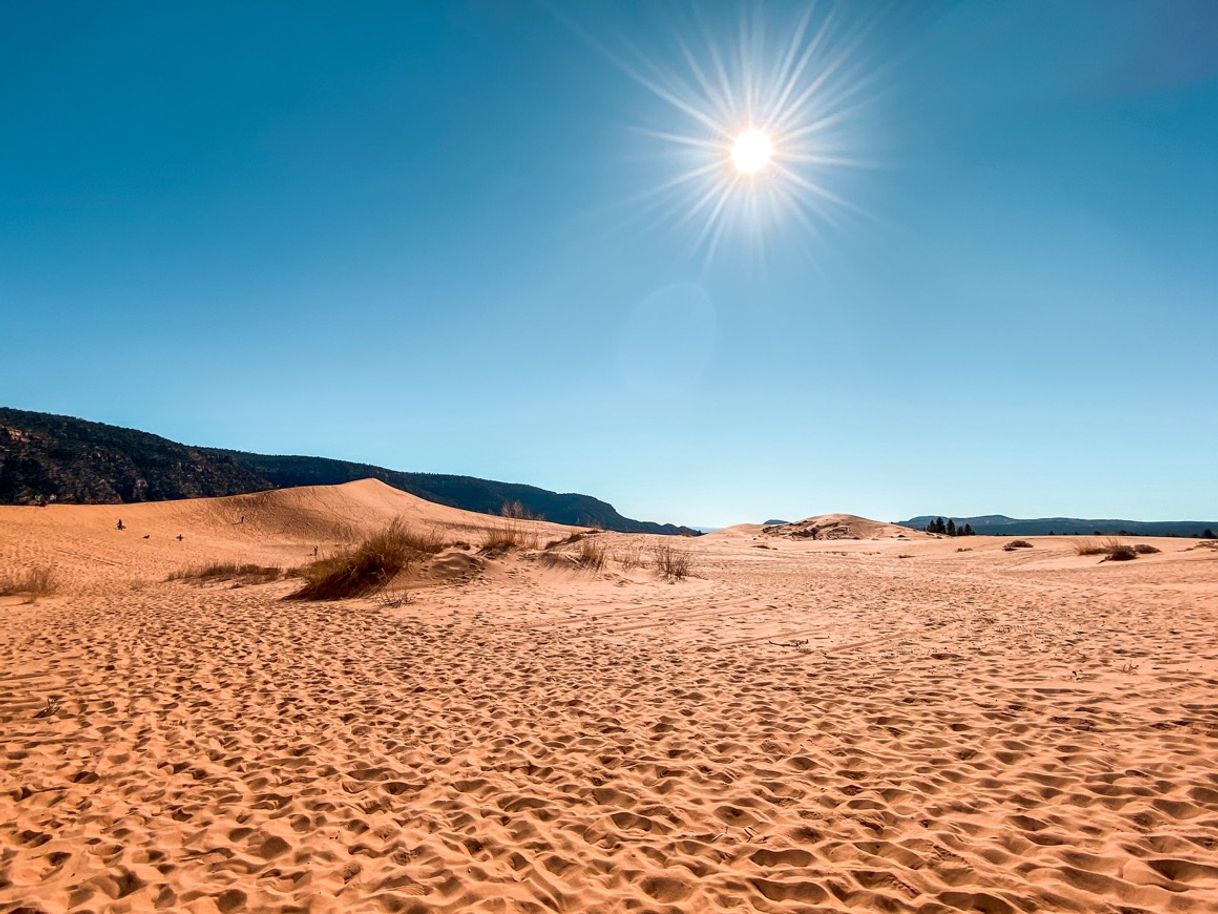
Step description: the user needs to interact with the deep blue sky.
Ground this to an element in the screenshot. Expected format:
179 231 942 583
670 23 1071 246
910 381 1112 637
3 1 1216 526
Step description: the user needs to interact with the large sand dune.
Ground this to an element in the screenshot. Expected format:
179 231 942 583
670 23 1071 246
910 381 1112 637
3 483 1218 913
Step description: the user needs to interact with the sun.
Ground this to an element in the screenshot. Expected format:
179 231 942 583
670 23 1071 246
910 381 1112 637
588 2 872 261
731 128 773 176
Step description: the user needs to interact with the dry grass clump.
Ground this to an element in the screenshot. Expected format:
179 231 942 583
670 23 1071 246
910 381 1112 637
1102 538 1138 562
1074 540 1107 556
0 566 58 602
290 520 446 600
652 542 692 581
1076 538 1154 560
481 518 539 552
575 535 607 570
544 531 587 551
1003 540 1033 551
168 562 283 585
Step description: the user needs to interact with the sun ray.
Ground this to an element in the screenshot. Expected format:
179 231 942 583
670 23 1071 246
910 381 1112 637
567 1 876 262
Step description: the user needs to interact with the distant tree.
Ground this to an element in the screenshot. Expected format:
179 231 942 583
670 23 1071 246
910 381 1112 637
1204 528 1216 540
963 523 974 536
946 519 957 537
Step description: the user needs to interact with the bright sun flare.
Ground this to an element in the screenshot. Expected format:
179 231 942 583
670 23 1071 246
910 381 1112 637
601 2 870 261
731 128 773 175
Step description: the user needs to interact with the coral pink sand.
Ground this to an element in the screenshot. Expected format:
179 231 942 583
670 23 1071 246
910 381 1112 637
3 481 1217 913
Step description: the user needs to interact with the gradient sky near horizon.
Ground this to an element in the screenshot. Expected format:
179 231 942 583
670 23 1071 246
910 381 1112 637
3 1 1216 527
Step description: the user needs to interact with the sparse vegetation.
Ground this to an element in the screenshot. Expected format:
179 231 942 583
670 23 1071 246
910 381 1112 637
1003 540 1033 551
575 535 607 570
0 565 58 602
544 531 588 551
1075 538 1155 560
168 562 283 584
375 588 412 608
614 543 645 568
500 500 536 520
289 519 446 600
652 542 692 581
1103 540 1138 562
1074 540 1107 556
481 517 539 552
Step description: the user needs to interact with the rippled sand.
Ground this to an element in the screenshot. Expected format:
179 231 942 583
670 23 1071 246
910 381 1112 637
3 482 1217 913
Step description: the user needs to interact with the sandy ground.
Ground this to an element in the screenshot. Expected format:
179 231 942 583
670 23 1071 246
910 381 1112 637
2 481 1217 914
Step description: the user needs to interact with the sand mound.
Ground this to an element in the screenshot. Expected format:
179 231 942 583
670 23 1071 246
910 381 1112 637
763 512 919 541
0 478 572 592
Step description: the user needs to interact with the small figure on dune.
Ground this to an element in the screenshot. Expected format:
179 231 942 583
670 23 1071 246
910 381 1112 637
116 519 125 531
176 534 183 541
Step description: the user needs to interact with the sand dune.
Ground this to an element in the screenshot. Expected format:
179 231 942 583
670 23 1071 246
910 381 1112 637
3 484 1218 913
759 513 924 541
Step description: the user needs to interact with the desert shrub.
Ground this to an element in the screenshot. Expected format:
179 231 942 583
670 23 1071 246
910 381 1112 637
652 542 692 580
0 565 58 602
290 519 444 600
168 563 282 584
1074 540 1107 556
481 518 539 552
1003 540 1033 551
575 535 607 570
544 531 587 551
956 547 972 552
1132 544 1161 555
1101 538 1137 561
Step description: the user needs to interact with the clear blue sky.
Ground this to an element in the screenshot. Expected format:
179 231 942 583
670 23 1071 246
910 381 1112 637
3 1 1216 526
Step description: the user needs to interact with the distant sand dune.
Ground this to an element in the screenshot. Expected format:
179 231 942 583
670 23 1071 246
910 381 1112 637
2 483 1217 912
759 513 923 541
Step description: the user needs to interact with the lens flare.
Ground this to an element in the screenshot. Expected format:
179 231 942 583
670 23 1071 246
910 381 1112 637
731 128 773 175
571 3 877 263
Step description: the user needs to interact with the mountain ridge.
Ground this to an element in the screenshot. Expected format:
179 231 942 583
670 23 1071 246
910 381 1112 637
899 514 1217 538
0 407 698 535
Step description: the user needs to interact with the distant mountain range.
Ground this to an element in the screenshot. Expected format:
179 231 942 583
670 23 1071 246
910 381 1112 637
0 407 698 535
899 514 1217 538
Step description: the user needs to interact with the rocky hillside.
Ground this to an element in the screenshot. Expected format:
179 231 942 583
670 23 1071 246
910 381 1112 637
0 408 698 535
